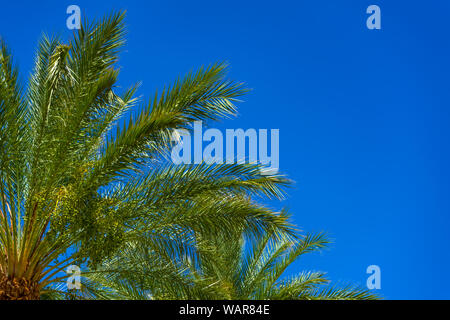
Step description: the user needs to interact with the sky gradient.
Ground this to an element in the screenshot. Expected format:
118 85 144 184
1 0 449 299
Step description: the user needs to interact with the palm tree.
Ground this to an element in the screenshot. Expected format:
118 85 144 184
66 227 379 300
190 230 380 300
0 12 292 299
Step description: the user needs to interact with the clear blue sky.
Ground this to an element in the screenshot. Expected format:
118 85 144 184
1 0 449 299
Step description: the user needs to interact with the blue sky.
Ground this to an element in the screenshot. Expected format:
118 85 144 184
1 0 449 299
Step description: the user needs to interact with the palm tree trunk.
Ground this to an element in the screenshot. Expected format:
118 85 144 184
0 274 40 300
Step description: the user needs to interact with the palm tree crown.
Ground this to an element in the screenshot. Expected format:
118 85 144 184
0 11 378 300
0 11 293 299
